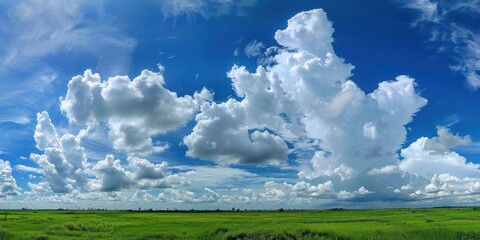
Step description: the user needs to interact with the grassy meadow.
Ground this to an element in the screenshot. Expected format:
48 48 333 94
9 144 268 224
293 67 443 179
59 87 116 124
1 208 480 239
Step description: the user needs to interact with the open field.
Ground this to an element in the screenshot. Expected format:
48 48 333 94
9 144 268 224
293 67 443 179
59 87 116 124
1 208 480 239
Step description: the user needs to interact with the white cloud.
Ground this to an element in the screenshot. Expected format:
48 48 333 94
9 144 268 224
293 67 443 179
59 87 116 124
216 180 373 205
233 47 240 56
34 111 59 151
130 157 167 180
28 111 191 195
367 165 401 176
399 0 480 89
87 154 186 192
272 11 426 174
129 179 376 206
184 105 289 164
274 9 336 56
185 9 427 173
403 0 440 23
158 0 207 19
22 190 130 206
0 160 20 197
425 126 471 152
0 116 30 125
357 186 374 195
299 151 354 181
60 68 212 156
26 182 50 195
129 157 189 190
2 0 136 75
400 127 480 179
219 191 256 204
156 0 258 20
184 76 290 164
363 122 378 140
394 173 480 203
244 39 265 58
91 155 135 192
3 0 86 64
30 112 89 193
15 164 43 174
182 165 257 187
291 180 336 199
248 180 374 204
165 188 220 203
186 59 292 165
0 68 58 128
259 181 288 203
0 0 137 157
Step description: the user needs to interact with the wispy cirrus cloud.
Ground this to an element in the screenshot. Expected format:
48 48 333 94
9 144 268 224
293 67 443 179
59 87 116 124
0 0 136 128
1 0 136 74
155 0 258 20
15 164 43 174
398 0 480 89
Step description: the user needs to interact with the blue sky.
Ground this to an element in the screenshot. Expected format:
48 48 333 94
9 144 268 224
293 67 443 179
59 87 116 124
1 0 480 209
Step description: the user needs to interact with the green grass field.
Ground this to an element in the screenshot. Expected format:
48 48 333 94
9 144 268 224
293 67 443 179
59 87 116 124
1 208 480 239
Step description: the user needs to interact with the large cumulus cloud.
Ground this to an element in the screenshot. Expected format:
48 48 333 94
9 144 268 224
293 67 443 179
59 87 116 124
0 160 20 197
29 111 187 194
60 68 212 155
400 127 479 178
185 9 427 176
182 8 480 205
30 111 90 193
90 155 188 192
